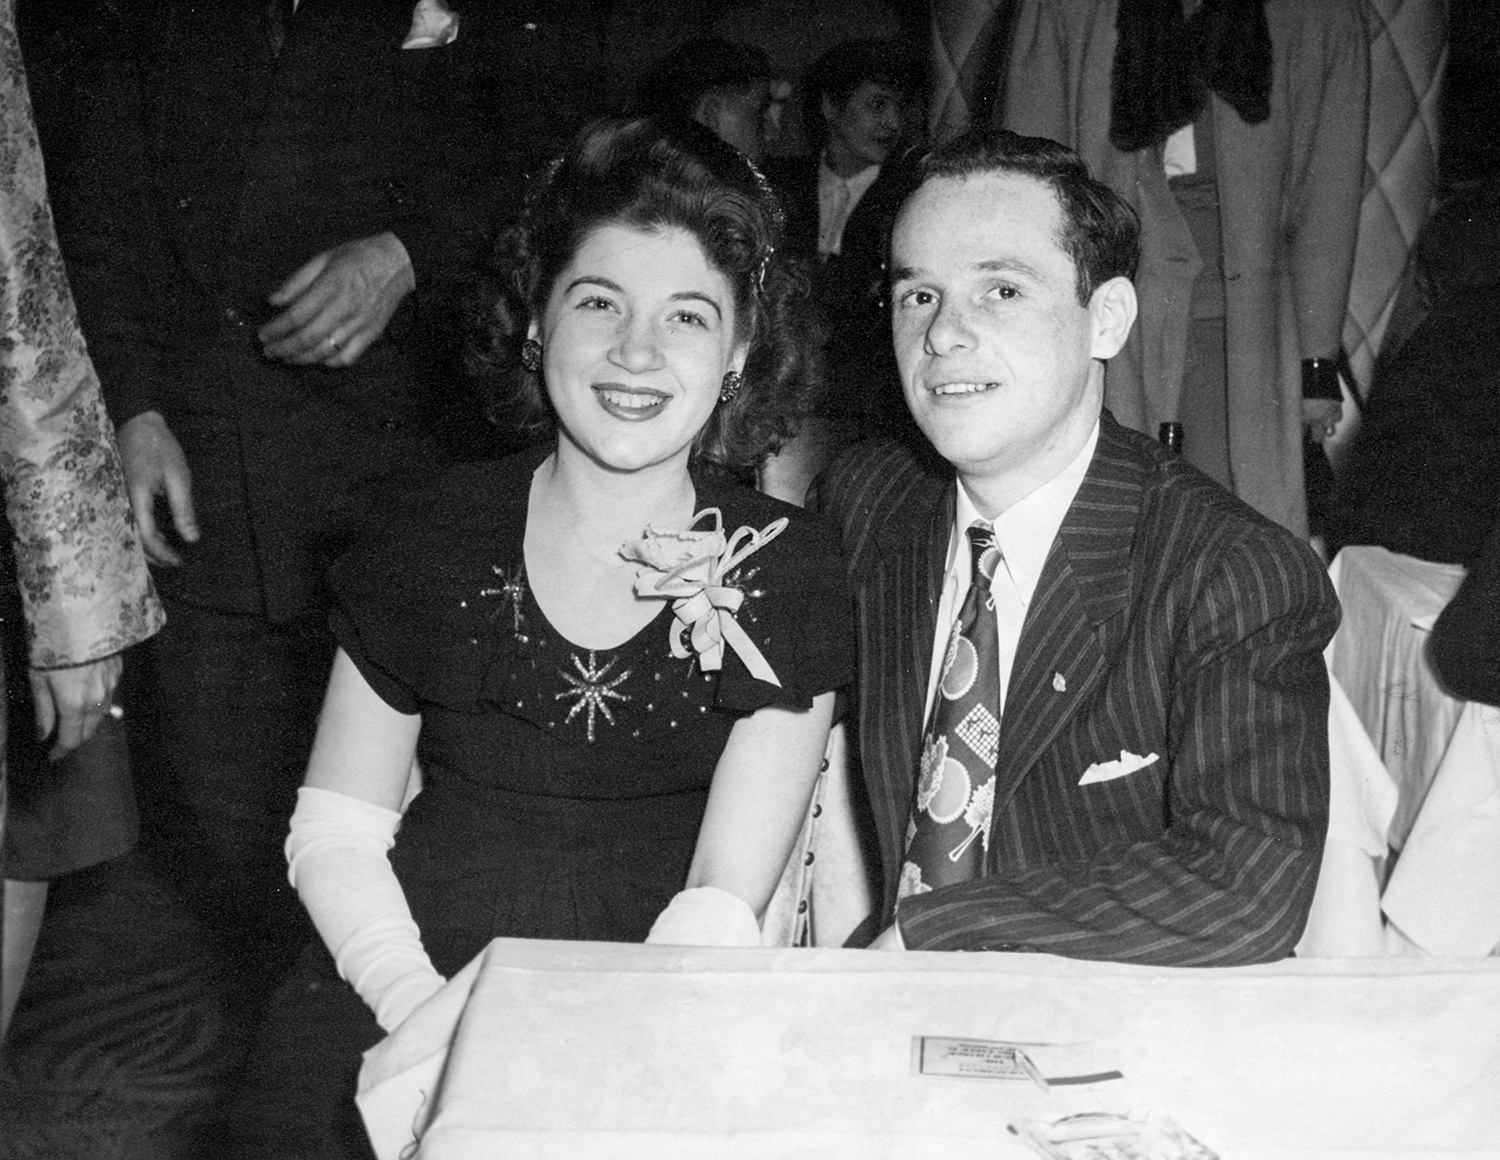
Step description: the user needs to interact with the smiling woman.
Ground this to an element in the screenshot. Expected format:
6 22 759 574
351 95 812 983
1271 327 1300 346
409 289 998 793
267 117 852 1140
472 116 816 471
535 223 742 478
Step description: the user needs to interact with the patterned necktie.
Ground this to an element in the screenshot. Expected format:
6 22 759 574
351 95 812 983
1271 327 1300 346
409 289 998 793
899 521 1001 899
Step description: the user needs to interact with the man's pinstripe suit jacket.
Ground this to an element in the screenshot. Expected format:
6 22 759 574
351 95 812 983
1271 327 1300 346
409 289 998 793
814 410 1340 965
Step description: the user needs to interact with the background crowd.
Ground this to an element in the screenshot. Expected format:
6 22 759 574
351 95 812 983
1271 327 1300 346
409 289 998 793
0 1 1494 1159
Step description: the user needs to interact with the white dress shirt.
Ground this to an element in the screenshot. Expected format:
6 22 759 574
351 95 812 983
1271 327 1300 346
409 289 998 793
817 156 881 257
922 422 1101 728
1162 122 1197 177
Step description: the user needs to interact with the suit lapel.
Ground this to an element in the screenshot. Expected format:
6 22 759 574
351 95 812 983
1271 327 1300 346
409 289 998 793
990 417 1145 821
862 470 953 901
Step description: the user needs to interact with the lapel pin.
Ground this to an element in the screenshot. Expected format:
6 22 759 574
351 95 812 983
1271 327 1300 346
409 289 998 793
1052 672 1066 693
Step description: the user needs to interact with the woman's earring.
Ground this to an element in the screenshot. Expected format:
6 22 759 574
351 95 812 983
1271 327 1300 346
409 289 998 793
521 338 543 373
719 370 743 403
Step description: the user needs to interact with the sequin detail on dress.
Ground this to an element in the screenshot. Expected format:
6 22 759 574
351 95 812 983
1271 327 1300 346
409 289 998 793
555 651 631 742
480 563 528 640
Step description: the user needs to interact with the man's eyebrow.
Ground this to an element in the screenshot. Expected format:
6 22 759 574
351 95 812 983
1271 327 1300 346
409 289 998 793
889 257 1046 284
974 257 1044 281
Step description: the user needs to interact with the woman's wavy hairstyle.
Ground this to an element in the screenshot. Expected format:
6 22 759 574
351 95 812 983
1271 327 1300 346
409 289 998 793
468 116 818 470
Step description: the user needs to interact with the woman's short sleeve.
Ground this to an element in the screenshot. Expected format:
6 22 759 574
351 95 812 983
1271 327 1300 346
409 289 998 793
327 461 520 716
327 512 430 716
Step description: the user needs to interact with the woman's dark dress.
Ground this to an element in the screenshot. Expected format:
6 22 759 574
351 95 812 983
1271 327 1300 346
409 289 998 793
236 444 852 1157
328 441 854 974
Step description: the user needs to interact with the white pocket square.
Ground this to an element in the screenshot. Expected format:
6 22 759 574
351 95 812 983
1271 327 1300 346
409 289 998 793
403 0 459 49
1079 750 1159 786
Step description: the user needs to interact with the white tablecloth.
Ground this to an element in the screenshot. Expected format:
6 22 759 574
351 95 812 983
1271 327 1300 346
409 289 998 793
359 939 1500 1159
1327 547 1500 955
1297 669 1399 957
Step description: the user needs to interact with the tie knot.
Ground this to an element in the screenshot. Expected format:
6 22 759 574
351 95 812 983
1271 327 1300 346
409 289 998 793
966 521 1000 584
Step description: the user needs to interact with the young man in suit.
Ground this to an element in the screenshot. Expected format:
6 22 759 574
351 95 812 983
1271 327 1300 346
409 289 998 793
814 130 1339 964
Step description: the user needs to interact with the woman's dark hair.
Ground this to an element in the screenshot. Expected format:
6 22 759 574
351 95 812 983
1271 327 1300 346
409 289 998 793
468 116 817 470
802 39 919 153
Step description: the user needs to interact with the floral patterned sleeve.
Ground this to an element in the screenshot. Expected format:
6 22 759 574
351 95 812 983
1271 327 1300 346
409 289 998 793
0 0 164 668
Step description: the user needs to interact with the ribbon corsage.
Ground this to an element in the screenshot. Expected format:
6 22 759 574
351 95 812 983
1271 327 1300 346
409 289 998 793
622 508 787 687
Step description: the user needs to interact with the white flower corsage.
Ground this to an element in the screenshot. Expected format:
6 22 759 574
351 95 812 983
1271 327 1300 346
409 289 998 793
622 508 788 686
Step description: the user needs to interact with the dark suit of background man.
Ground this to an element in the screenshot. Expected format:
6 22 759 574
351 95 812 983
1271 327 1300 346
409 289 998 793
814 130 1339 963
22 0 597 1019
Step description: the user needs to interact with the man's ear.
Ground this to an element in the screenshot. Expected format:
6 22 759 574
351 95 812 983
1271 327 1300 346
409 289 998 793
1088 276 1137 361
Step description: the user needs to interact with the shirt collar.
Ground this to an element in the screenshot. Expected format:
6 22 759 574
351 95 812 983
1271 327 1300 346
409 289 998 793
949 420 1100 607
818 153 881 198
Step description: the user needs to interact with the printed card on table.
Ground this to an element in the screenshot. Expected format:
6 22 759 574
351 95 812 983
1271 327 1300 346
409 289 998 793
912 1036 1124 1089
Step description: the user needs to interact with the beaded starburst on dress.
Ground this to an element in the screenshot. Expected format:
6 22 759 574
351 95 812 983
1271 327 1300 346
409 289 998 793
555 651 631 742
479 563 527 639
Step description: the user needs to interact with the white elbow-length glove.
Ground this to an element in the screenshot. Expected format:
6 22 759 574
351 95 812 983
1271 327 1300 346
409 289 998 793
286 786 445 1032
645 885 763 947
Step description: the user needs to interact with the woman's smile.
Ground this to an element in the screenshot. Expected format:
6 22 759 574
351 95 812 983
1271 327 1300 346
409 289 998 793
593 382 669 420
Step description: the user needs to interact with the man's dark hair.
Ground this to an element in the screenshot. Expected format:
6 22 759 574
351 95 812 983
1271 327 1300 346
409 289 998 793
638 37 772 122
915 129 1141 305
802 39 918 152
